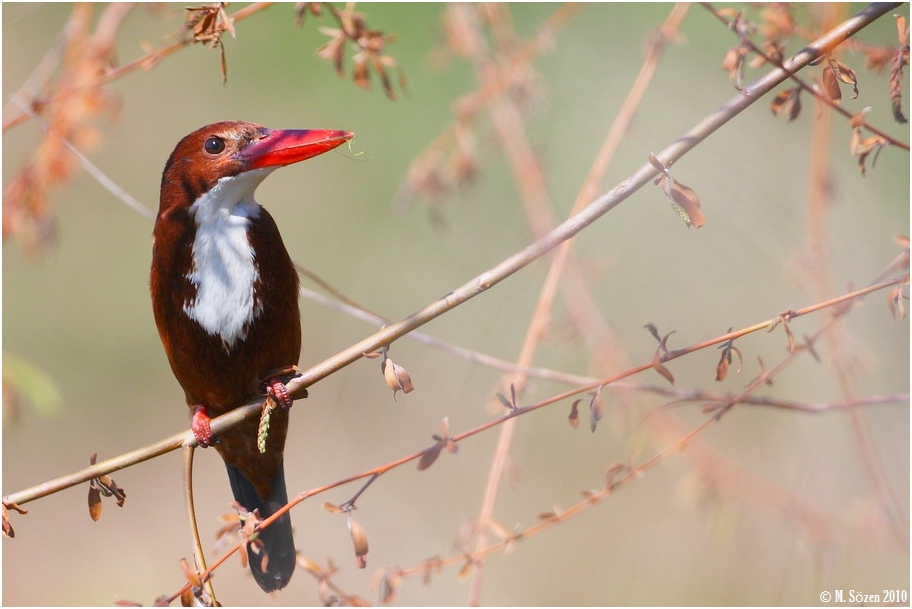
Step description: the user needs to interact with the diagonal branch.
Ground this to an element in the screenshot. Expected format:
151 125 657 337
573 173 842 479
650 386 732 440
2 2 900 510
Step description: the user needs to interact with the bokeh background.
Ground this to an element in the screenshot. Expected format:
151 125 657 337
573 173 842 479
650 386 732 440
3 3 909 606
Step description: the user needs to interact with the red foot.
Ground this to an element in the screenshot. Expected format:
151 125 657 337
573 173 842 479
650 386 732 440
191 404 214 447
263 377 294 410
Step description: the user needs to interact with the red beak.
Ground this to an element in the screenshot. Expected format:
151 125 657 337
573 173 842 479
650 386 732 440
240 129 353 170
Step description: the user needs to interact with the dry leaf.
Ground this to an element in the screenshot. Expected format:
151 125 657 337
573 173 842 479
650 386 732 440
322 502 344 514
381 354 415 399
770 87 801 121
822 66 842 102
87 453 126 521
891 15 910 123
588 393 604 433
668 179 705 228
348 516 369 568
829 57 858 98
417 440 444 471
180 557 202 589
721 45 747 86
653 359 675 385
568 399 580 429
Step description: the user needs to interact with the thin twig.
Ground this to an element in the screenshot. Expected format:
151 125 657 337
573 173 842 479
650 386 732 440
182 444 218 605
4 268 903 509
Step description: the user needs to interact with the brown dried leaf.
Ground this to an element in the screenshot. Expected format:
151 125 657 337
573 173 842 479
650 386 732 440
668 179 705 229
850 125 889 176
322 502 344 514
588 393 604 433
652 342 675 385
716 353 730 381
88 485 103 521
721 45 747 86
829 58 858 98
381 355 415 399
822 66 842 102
2 503 23 538
770 87 801 121
568 399 580 429
417 440 444 471
653 360 675 385
317 27 347 76
348 516 369 569
781 317 796 352
180 557 202 589
750 40 784 69
716 335 742 381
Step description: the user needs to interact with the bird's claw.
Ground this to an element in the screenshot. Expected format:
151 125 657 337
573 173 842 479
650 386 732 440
263 377 294 410
191 404 214 447
260 366 303 410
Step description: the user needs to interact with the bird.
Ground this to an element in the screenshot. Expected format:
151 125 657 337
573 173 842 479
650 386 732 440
149 121 352 592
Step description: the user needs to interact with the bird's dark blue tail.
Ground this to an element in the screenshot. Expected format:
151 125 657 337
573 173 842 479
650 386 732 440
226 463 296 592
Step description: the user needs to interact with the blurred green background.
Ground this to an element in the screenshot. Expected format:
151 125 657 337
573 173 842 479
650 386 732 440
3 3 909 606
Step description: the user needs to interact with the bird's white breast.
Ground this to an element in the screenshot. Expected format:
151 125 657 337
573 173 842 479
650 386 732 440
183 169 274 349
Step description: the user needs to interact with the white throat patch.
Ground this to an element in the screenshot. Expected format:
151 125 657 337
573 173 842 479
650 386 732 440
183 168 276 349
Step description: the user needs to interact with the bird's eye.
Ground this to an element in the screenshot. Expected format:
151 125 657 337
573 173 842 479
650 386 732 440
204 137 225 154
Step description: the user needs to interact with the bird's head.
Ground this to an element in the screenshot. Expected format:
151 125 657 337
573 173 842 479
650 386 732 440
158 121 353 217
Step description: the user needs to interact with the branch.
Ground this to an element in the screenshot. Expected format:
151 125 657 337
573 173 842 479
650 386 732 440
4 259 905 508
4 2 900 509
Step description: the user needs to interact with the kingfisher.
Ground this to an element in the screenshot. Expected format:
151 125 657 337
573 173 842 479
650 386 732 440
150 121 352 591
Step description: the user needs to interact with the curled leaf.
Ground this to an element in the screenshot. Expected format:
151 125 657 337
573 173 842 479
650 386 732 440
2 503 27 538
180 557 202 590
653 161 705 229
721 45 748 86
417 440 444 471
829 57 858 98
381 354 415 399
322 502 345 514
652 357 675 385
667 178 705 229
348 515 369 569
770 87 801 121
716 333 743 381
588 393 604 433
568 399 580 429
822 66 842 102
87 453 126 521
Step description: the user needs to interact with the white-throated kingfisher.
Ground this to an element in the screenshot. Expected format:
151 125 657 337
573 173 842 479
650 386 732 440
150 121 352 592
